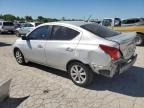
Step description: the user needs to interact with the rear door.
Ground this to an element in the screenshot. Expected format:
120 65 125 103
45 25 81 69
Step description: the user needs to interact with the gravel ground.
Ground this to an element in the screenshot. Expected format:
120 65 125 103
0 34 144 108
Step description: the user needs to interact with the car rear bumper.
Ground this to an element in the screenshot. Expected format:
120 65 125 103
117 54 137 74
91 54 137 78
1 29 15 32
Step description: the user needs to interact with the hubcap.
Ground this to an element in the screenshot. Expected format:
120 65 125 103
136 36 142 45
70 65 86 84
16 32 19 36
15 51 23 63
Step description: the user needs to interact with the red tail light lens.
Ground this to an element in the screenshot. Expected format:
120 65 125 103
99 44 120 60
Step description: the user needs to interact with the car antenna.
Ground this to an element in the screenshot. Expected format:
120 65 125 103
85 15 92 22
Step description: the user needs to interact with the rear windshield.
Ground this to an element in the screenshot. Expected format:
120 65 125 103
3 22 14 26
81 23 121 38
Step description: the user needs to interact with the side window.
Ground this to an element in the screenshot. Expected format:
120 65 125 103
26 24 34 27
51 26 79 40
135 19 140 23
0 22 2 26
28 26 49 40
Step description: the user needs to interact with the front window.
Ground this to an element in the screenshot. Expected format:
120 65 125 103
81 23 121 38
28 26 49 40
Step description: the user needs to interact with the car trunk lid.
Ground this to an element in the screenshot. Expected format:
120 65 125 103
106 32 136 59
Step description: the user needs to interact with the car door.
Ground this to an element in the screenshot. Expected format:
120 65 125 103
22 25 50 64
45 25 81 69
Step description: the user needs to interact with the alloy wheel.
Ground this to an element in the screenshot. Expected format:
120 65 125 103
15 50 23 64
70 65 87 84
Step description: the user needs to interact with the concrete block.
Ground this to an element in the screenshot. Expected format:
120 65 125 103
0 80 11 102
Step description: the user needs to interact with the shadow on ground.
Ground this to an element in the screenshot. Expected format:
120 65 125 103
27 63 144 97
89 66 144 97
0 33 14 35
0 42 12 47
0 96 29 108
28 62 70 79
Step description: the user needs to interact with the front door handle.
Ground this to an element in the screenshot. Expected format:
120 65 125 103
66 47 73 52
37 45 43 48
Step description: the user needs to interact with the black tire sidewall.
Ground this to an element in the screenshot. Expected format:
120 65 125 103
136 34 144 46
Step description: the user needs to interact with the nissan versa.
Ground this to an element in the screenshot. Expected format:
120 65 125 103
13 21 137 86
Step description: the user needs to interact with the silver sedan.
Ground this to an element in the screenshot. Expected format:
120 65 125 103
13 21 137 86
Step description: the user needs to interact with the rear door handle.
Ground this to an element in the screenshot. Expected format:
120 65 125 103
66 47 73 52
37 45 43 48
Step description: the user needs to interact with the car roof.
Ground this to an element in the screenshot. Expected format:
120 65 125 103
60 21 94 26
44 21 94 27
122 18 143 21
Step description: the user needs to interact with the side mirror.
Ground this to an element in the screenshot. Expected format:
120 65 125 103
21 36 28 40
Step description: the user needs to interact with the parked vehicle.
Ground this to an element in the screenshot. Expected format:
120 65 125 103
0 21 15 34
13 21 137 86
15 22 41 37
101 18 144 45
122 18 144 26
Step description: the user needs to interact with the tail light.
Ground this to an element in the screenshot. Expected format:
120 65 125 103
99 44 121 60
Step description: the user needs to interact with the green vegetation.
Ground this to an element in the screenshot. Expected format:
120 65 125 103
0 14 59 22
0 14 100 23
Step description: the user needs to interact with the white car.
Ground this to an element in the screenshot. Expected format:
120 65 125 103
13 21 137 86
15 22 41 37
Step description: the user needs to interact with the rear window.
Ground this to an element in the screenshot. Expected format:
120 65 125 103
35 23 42 26
3 22 14 26
81 23 121 38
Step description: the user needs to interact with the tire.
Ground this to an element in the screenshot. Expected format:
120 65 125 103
68 62 94 87
14 49 25 65
136 34 144 46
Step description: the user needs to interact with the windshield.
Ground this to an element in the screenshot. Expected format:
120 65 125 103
21 23 34 27
102 19 112 26
81 23 121 38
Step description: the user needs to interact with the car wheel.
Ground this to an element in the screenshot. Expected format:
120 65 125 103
68 62 93 87
136 34 144 46
16 31 20 37
14 49 25 65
